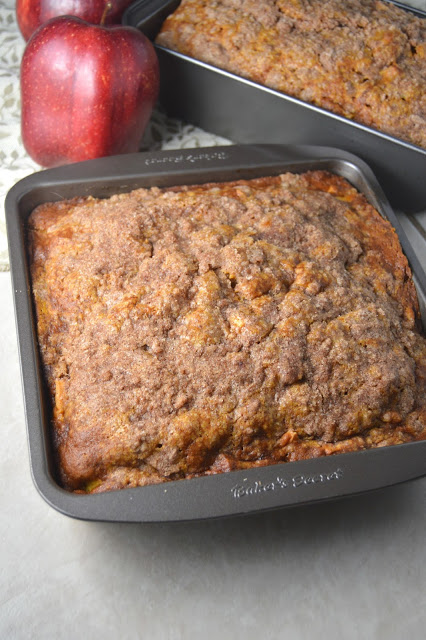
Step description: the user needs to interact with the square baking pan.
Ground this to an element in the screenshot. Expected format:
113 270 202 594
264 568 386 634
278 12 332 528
5 144 426 522
123 0 426 214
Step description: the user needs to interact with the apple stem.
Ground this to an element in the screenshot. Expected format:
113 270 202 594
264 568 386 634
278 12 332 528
101 1 113 26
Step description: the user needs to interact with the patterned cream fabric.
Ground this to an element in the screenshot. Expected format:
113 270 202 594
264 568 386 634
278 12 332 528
0 0 424 270
0 1 38 269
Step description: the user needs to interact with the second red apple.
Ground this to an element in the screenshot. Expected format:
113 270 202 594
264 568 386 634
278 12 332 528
17 0 135 41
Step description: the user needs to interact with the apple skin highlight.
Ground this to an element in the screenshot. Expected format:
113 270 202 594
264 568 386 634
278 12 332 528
20 16 159 168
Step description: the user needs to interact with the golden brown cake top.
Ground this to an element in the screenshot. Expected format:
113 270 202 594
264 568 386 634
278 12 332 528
29 171 426 493
156 0 426 149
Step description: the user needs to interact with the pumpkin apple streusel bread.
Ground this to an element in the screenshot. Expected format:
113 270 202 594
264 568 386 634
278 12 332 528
156 0 426 149
29 171 426 493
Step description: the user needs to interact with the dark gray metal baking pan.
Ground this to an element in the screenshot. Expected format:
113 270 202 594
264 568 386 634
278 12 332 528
123 0 426 214
5 144 426 523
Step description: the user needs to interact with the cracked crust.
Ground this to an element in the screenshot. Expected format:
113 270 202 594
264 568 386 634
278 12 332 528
156 0 426 149
29 171 426 493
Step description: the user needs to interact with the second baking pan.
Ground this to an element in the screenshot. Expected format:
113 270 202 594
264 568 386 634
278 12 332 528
6 144 426 522
123 0 426 214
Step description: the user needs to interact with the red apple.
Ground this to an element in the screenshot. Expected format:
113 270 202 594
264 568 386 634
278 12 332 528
17 0 134 42
21 15 159 168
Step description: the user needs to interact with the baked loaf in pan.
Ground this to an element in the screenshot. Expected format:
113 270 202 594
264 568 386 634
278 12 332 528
29 171 426 493
156 0 426 149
